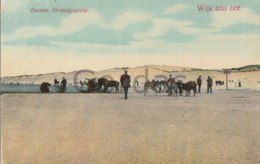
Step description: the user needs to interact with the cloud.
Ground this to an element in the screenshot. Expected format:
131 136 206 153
1 0 44 13
164 4 190 15
134 18 177 39
3 3 259 49
211 8 260 28
3 10 151 43
111 11 151 30
2 10 106 42
134 5 260 41
60 10 106 34
134 18 219 40
1 0 27 13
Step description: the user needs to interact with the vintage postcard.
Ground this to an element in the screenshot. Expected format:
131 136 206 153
1 0 260 163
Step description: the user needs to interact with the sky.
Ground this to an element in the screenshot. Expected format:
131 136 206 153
1 0 260 76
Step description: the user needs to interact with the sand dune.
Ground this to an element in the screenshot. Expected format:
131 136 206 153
1 65 260 91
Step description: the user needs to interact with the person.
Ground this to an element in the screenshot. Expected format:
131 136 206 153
196 75 202 93
54 78 59 85
207 76 213 93
54 78 59 91
135 80 139 88
120 70 131 99
61 77 67 92
80 80 84 90
167 74 174 96
238 80 241 87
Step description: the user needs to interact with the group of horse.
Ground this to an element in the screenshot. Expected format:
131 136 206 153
215 80 224 86
40 77 198 96
144 80 197 97
80 77 120 92
82 77 197 96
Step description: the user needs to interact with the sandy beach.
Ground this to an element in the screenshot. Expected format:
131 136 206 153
1 89 260 163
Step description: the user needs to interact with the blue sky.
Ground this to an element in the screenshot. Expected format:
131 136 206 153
1 0 260 76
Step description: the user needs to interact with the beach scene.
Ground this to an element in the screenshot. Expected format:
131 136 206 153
1 0 260 163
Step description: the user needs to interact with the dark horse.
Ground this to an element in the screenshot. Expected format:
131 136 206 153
176 80 184 96
85 78 99 92
182 81 197 96
98 77 119 92
215 80 224 86
40 82 51 92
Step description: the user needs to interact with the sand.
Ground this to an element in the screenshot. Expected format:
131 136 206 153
1 89 260 163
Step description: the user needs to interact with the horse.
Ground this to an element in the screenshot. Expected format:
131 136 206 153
96 77 119 93
166 80 178 96
85 78 99 92
176 80 184 96
157 80 167 93
215 80 224 86
57 84 66 93
144 80 159 96
98 77 109 91
104 80 120 93
40 82 51 92
172 82 178 96
182 81 197 96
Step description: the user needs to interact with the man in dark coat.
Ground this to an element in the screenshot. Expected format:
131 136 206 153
207 76 213 93
196 75 202 93
167 74 174 96
120 70 131 99
61 77 67 92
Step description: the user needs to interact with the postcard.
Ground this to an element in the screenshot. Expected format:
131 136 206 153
1 0 260 163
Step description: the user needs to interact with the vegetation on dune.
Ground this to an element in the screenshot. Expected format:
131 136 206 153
230 65 260 72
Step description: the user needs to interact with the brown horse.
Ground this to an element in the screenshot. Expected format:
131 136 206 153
104 80 120 92
98 78 109 91
40 82 51 92
182 81 197 96
98 78 119 92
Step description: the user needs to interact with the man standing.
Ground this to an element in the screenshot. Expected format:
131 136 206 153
197 75 202 93
238 80 241 87
207 76 213 93
120 70 131 99
167 74 174 96
61 77 67 92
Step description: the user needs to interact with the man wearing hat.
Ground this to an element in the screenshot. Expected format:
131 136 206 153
197 75 202 93
120 70 131 99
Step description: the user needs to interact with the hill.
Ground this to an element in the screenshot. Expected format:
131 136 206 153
230 65 260 72
1 65 260 88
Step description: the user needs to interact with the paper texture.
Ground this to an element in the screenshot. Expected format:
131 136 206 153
1 0 260 163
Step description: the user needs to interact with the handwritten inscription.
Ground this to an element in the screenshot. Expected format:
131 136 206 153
31 8 88 14
197 5 241 12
